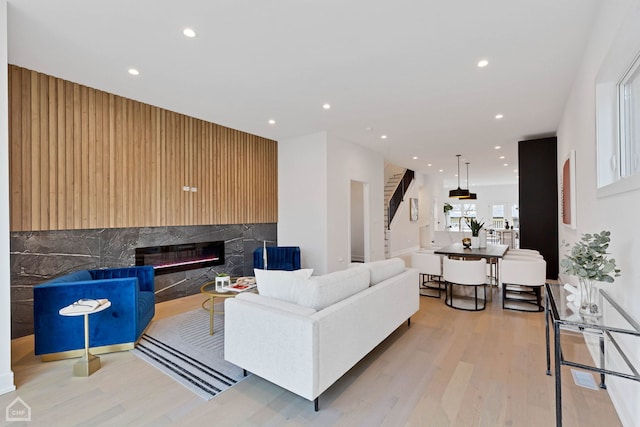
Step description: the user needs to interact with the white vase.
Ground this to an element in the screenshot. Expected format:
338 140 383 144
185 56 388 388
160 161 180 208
471 236 480 249
479 230 487 248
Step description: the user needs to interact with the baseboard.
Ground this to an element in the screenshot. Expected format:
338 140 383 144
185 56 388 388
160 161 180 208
0 371 15 395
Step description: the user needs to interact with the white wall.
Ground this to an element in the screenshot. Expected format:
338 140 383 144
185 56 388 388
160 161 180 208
557 0 639 424
278 132 328 272
0 0 15 396
388 179 422 256
327 134 384 272
279 132 384 274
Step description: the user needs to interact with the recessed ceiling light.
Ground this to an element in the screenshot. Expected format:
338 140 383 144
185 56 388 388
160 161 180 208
503 163 509 166
477 59 489 68
322 103 331 110
268 119 276 125
365 127 373 131
500 156 505 159
128 68 139 76
183 28 196 38
494 146 501 150
439 169 443 173
413 156 418 160
381 135 387 139
495 114 504 119
427 163 432 167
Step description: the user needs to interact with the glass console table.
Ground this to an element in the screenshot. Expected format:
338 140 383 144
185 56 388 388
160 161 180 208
545 283 640 426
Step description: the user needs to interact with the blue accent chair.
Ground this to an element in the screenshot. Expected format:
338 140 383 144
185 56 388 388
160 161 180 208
253 246 301 271
33 266 155 358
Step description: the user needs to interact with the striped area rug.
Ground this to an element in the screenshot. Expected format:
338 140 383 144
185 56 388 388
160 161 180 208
131 304 247 400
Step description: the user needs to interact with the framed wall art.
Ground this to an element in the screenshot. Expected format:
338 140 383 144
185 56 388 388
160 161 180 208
410 198 419 222
561 149 577 229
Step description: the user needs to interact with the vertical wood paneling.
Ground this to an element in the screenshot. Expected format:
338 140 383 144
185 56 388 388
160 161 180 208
8 65 277 231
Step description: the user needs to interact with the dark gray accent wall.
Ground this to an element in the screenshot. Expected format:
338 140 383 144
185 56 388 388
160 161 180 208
10 223 277 338
518 137 558 278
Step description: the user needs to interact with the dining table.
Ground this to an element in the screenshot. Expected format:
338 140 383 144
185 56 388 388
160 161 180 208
434 243 509 285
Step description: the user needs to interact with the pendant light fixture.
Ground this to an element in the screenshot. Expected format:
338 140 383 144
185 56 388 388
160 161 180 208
460 162 477 200
449 154 471 198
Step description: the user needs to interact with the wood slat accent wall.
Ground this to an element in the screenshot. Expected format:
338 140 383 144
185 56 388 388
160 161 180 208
8 65 278 231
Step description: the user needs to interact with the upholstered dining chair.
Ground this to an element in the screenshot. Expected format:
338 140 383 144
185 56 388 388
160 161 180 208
443 257 488 311
500 257 547 311
411 250 444 298
505 248 541 257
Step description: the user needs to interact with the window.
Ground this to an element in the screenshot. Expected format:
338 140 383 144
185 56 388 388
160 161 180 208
595 7 640 197
449 203 476 231
619 54 640 178
491 205 504 229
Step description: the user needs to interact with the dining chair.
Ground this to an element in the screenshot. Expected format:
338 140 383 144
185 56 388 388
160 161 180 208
411 250 444 298
506 248 541 257
500 257 547 311
443 257 487 311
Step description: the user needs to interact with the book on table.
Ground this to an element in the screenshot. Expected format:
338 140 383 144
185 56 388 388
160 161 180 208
221 283 257 293
64 298 108 314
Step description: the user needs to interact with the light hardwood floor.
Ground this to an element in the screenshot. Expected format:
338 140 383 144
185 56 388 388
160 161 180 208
2 289 621 427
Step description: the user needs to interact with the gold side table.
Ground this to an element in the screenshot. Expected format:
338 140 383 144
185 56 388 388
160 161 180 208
59 299 111 377
200 277 256 335
200 282 237 335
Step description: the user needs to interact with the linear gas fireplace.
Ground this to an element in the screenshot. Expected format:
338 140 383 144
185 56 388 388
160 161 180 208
135 241 225 275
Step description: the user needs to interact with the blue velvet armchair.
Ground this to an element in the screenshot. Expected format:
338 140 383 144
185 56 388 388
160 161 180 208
33 266 155 360
253 246 301 271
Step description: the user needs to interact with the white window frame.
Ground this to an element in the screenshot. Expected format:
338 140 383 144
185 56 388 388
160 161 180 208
595 6 640 198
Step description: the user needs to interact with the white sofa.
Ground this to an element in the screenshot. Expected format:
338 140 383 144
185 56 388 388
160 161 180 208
224 258 419 410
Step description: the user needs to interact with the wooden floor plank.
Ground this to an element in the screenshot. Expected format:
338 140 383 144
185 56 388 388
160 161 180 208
1 287 622 426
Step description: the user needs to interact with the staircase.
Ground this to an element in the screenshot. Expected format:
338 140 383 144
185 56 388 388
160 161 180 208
383 164 408 257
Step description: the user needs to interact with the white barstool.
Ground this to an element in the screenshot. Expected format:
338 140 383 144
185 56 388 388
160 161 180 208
411 250 444 298
443 258 487 311
500 258 547 311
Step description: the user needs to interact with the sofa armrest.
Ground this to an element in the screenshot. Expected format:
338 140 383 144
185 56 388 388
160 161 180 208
224 296 318 400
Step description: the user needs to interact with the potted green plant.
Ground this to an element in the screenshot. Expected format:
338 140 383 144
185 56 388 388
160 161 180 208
560 230 620 317
215 273 231 291
467 218 485 237
466 218 485 248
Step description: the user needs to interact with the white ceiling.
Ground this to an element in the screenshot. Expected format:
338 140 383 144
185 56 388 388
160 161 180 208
6 0 599 187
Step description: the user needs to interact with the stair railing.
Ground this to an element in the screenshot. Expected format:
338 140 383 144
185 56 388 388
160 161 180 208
387 169 414 229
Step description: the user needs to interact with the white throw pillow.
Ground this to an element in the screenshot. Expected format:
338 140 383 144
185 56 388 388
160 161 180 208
361 258 405 285
296 266 370 311
254 268 313 304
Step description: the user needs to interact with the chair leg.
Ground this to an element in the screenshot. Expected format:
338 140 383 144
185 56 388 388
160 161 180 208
314 397 319 411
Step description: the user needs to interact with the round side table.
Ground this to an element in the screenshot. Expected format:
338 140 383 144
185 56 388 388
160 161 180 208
200 282 237 336
59 300 111 377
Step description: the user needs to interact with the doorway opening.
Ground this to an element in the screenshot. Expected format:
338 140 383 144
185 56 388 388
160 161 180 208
350 180 370 263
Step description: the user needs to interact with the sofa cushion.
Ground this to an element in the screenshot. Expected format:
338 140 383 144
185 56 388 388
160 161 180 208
359 258 406 285
254 268 314 304
296 266 370 311
235 292 317 315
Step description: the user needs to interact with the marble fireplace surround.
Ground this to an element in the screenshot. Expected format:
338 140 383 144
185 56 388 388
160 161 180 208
10 223 277 339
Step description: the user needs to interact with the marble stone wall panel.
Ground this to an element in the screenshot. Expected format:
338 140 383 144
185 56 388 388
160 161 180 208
10 223 277 338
